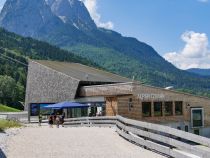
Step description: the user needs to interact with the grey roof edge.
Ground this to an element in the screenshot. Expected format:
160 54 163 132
33 60 132 82
30 60 80 82
74 62 132 82
82 81 210 101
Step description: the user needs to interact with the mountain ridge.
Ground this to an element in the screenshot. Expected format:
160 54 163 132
0 0 210 97
187 68 210 76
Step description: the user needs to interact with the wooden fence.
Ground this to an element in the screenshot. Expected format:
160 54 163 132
65 115 210 158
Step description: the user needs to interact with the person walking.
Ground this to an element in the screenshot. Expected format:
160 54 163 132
61 112 65 127
38 114 42 126
56 115 60 128
48 115 53 128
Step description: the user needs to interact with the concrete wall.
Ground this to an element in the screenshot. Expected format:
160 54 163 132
25 61 80 110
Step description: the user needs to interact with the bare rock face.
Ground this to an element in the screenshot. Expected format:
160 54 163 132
48 0 97 30
0 0 96 39
0 0 67 38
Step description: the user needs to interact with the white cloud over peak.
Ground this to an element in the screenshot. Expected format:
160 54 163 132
0 0 6 12
82 0 114 29
164 31 210 70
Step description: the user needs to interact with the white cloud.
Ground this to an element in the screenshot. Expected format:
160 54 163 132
82 0 114 29
0 0 6 12
164 31 210 70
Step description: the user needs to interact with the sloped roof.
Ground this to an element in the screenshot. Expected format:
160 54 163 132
34 60 131 83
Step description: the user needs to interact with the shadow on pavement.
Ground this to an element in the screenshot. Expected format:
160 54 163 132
0 148 7 158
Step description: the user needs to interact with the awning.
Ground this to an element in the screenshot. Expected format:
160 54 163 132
43 101 89 109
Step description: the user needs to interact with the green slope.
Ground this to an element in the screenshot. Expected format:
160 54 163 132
0 104 21 112
0 28 100 108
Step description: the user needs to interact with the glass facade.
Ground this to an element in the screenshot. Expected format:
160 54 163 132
30 103 54 116
30 102 106 118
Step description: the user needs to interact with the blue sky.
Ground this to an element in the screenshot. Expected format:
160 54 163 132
1 0 210 69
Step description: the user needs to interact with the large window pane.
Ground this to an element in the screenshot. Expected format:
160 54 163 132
30 104 39 116
175 101 183 115
142 102 151 117
154 102 162 116
165 102 173 116
191 108 203 127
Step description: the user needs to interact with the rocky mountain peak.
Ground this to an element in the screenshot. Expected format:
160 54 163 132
0 0 65 37
47 0 97 30
0 0 96 38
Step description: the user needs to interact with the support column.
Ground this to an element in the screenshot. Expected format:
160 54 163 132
162 102 165 117
173 101 175 116
151 102 154 117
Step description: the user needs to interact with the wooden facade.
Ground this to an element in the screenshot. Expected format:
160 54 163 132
79 82 210 137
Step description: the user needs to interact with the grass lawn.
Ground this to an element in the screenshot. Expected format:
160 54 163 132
0 119 21 132
0 104 21 112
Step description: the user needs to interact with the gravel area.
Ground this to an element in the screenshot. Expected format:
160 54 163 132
0 127 21 158
4 125 166 158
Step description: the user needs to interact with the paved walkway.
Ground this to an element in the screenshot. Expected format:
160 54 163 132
6 126 166 158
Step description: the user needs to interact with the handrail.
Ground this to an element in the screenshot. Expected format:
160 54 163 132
65 115 210 158
116 115 210 148
64 116 116 127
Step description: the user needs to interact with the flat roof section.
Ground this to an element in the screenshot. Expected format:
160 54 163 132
34 60 131 83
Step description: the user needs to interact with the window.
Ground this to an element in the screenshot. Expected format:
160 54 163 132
164 102 173 116
194 129 200 135
185 125 188 132
128 98 133 111
191 108 204 128
154 102 162 116
30 104 39 116
142 102 151 117
30 103 54 116
175 101 183 115
177 126 181 130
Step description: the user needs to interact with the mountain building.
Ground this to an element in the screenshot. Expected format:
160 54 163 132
26 60 210 138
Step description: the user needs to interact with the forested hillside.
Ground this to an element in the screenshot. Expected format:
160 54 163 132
0 28 99 109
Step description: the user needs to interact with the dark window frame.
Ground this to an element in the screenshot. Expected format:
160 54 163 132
164 101 173 116
154 102 163 117
175 101 183 115
191 108 204 128
185 125 189 132
142 102 151 117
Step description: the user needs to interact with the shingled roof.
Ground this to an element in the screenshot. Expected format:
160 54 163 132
34 60 131 83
